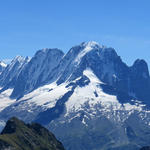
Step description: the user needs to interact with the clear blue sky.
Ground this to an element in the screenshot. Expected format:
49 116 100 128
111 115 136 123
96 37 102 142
0 0 150 67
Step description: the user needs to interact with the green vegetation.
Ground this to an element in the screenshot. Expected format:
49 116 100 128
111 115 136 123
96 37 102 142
0 117 65 150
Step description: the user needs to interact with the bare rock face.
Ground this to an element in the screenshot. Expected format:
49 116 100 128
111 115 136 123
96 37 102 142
140 147 150 150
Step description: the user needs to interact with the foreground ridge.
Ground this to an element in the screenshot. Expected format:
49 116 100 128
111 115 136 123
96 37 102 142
0 117 65 150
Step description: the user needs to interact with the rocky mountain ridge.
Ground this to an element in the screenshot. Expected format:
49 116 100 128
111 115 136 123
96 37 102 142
0 117 65 150
0 41 150 150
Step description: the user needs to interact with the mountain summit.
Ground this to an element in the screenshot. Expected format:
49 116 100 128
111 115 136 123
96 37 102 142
0 61 7 74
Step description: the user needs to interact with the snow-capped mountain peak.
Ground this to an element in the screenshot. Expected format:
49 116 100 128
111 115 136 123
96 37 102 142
74 41 101 64
10 48 64 98
0 56 30 90
81 41 101 48
0 61 7 68
0 61 7 75
35 48 64 56
11 55 25 63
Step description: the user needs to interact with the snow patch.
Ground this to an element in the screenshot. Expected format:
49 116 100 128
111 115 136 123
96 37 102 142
20 82 69 109
83 68 103 84
65 69 146 123
0 89 16 111
0 61 7 67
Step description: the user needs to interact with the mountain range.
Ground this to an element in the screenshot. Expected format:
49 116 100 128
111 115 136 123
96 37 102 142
0 41 150 150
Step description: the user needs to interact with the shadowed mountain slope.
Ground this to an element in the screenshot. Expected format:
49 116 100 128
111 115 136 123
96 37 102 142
0 117 65 150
